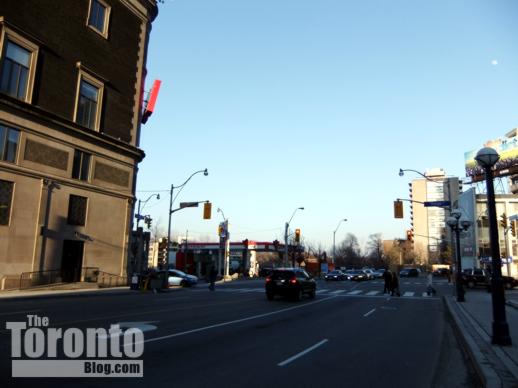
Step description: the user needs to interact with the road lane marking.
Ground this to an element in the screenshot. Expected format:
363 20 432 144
347 290 362 295
363 308 376 317
277 339 329 367
316 290 329 294
330 290 345 294
135 296 338 346
403 292 414 297
365 291 380 296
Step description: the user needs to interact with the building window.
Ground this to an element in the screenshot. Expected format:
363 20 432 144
0 180 14 226
68 195 87 226
0 124 20 163
74 72 103 131
87 0 111 38
0 29 38 103
72 150 91 181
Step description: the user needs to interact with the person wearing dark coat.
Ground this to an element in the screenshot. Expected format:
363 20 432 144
208 266 218 291
391 271 400 296
383 269 392 294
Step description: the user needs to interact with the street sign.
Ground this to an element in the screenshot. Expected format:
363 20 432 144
423 201 450 207
180 202 199 208
134 214 145 220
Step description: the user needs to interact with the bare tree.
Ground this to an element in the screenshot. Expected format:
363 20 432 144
366 233 384 267
336 233 362 268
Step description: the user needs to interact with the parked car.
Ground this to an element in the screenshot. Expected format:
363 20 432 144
461 268 518 290
265 268 316 301
346 270 368 281
159 269 198 287
325 270 347 281
399 268 419 277
362 269 376 280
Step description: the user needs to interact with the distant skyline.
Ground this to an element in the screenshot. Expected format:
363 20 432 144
137 0 518 252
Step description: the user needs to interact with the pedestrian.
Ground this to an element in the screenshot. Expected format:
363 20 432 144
208 266 217 291
383 269 392 294
391 271 400 297
426 271 436 296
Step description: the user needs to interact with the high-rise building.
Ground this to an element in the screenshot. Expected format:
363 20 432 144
408 168 461 266
0 0 158 289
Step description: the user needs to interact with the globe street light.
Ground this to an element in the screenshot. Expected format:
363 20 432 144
475 147 512 346
165 169 208 271
446 209 470 302
136 193 160 229
333 219 348 262
284 207 304 267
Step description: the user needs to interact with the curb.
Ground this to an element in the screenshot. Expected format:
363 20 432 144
443 296 499 388
0 286 133 300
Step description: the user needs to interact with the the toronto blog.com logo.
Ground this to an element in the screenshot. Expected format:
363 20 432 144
6 314 144 378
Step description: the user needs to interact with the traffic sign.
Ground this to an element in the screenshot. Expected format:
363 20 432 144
423 201 450 207
180 202 199 208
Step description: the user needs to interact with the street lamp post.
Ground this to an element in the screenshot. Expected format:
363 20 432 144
284 207 304 267
165 169 208 271
333 219 347 262
475 147 512 346
136 193 160 229
217 208 229 277
446 210 470 302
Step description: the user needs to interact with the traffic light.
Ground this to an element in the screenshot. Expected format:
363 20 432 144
242 239 249 247
500 213 508 229
394 200 403 218
511 221 516 237
144 216 152 229
295 228 301 243
203 202 212 219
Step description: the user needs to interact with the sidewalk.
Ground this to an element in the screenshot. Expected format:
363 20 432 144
444 290 518 387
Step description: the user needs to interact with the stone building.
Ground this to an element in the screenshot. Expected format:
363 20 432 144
0 0 158 289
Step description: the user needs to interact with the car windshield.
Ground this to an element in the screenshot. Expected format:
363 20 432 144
171 270 185 276
351 270 364 275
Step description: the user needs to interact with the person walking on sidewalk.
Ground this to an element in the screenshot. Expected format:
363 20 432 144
208 266 217 291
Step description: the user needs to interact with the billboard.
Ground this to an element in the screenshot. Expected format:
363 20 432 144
465 132 518 182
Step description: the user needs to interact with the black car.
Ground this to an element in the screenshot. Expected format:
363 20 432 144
346 270 368 281
265 268 316 301
325 270 346 281
399 268 419 277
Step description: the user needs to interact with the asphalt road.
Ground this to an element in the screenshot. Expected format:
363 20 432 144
0 277 479 387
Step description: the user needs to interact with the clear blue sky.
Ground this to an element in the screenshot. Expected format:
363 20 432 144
137 0 518 252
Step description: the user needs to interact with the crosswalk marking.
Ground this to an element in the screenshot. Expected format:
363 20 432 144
192 286 439 299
